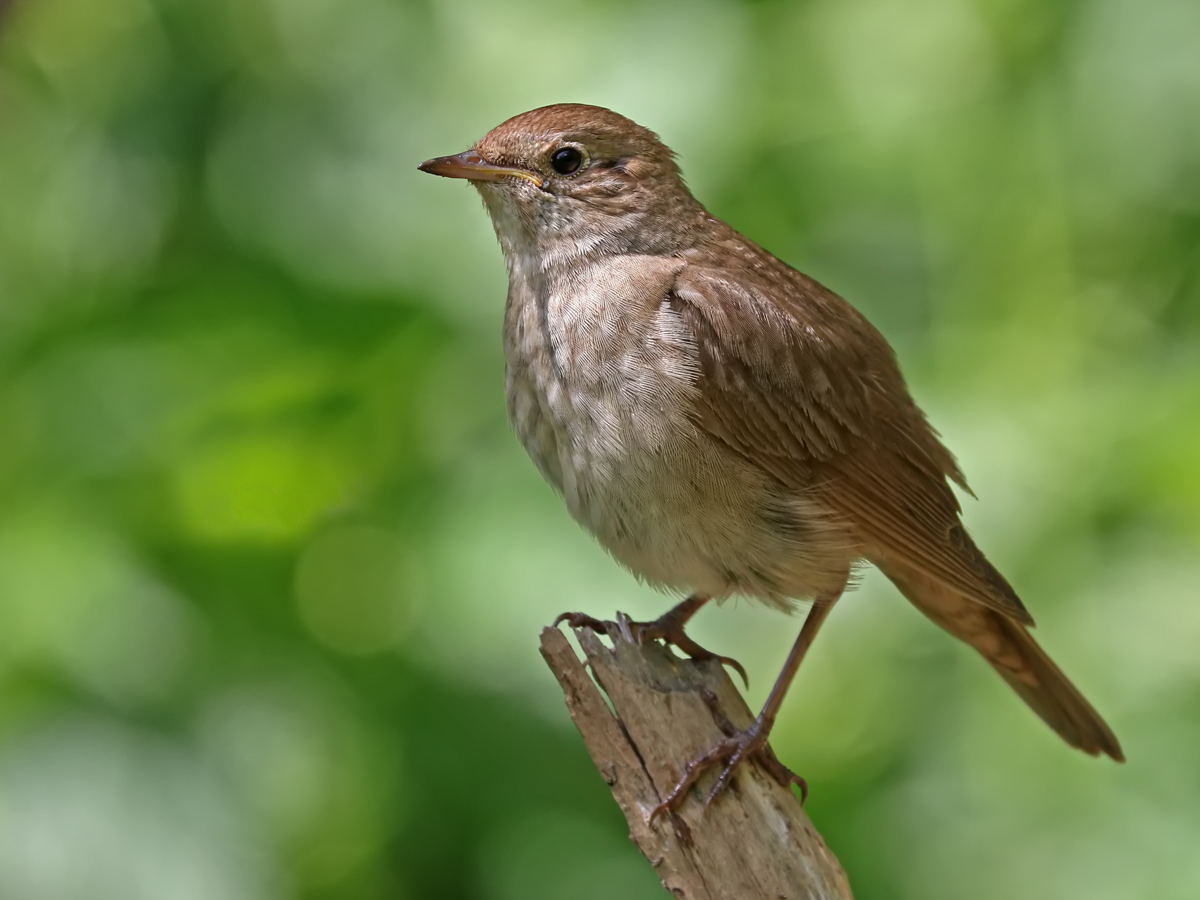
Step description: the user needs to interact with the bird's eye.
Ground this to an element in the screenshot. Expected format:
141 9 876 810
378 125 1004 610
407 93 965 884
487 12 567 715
550 146 584 175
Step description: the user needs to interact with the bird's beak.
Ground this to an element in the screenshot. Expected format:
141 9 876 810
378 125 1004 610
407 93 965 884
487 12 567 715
417 150 544 188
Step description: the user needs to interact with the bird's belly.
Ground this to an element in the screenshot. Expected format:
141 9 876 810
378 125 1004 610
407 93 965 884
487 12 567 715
506 357 850 606
502 258 854 604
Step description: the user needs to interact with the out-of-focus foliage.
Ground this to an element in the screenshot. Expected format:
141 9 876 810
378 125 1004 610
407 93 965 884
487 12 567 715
0 0 1196 897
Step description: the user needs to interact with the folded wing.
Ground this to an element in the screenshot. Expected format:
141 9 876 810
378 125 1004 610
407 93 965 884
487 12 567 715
669 263 1031 624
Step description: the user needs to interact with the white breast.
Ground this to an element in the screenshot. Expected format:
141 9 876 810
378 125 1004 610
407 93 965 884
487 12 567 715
504 255 695 512
503 254 852 605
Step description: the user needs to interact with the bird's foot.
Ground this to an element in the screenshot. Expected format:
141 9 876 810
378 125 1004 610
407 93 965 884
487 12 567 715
552 609 747 687
649 707 807 824
552 611 613 633
628 609 749 688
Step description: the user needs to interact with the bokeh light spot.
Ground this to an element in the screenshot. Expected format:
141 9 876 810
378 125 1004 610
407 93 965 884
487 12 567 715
174 435 351 543
295 525 414 655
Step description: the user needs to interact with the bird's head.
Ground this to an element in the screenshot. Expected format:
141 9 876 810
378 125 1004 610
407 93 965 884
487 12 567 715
419 104 703 269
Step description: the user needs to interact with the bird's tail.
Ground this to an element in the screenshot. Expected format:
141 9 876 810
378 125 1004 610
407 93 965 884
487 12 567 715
879 560 1124 761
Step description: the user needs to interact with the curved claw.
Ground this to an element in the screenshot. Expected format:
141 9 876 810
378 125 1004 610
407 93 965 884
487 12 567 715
631 620 749 689
670 637 748 689
758 748 809 805
647 720 806 825
719 657 750 689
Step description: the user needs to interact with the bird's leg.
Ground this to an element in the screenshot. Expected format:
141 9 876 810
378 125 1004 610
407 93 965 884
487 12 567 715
650 589 843 822
554 594 747 686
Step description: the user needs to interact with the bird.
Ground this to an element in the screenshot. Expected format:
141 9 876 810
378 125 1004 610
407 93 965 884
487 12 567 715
417 103 1124 817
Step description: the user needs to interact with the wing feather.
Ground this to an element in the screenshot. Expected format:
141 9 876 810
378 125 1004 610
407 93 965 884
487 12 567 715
670 262 1032 625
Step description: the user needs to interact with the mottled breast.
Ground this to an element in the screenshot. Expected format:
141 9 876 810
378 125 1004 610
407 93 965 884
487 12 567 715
504 254 694 513
502 254 850 604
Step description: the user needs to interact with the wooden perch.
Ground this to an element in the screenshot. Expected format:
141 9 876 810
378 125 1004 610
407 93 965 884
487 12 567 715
540 618 854 900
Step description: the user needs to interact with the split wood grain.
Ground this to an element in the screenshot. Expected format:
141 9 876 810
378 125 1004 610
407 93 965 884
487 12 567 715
539 619 854 900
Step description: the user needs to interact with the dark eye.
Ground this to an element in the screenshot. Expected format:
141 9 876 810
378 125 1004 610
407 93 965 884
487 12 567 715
550 146 584 175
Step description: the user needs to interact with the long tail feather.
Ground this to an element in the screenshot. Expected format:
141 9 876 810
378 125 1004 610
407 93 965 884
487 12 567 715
880 561 1124 761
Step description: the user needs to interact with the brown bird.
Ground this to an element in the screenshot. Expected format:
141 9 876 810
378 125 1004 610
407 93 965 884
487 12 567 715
418 103 1124 816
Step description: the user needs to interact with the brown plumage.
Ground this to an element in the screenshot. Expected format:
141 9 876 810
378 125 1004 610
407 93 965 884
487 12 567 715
419 103 1124 812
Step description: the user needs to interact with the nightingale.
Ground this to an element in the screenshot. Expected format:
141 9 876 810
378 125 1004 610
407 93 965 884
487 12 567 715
418 104 1124 816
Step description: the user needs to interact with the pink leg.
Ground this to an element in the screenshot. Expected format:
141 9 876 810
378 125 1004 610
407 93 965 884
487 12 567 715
649 586 844 822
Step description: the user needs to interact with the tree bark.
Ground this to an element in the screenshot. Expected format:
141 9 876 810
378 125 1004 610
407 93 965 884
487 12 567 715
540 618 854 900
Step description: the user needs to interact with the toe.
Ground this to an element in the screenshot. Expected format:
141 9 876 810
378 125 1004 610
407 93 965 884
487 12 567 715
553 612 608 631
646 627 749 688
716 655 749 689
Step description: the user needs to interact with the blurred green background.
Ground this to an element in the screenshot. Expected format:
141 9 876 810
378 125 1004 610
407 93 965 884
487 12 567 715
0 0 1197 897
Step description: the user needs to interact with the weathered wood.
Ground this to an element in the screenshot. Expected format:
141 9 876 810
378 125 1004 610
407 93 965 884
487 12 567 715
540 618 854 900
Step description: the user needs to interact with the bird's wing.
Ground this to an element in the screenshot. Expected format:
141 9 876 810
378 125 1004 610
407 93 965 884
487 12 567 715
669 262 1033 624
